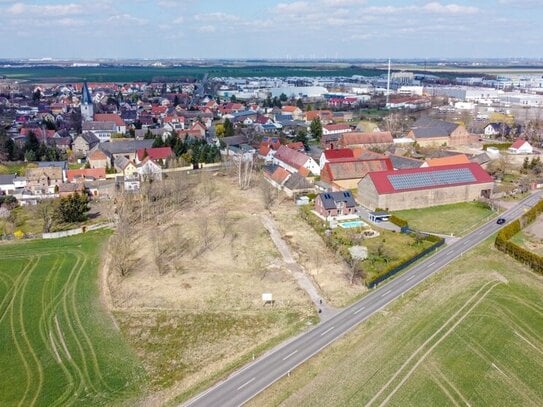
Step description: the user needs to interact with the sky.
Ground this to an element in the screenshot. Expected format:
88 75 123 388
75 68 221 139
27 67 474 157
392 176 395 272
0 0 541 60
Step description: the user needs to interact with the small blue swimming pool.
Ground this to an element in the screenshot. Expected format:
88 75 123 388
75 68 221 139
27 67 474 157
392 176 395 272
339 220 367 229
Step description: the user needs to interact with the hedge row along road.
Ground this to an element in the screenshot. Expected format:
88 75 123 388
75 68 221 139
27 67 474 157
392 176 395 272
184 190 543 407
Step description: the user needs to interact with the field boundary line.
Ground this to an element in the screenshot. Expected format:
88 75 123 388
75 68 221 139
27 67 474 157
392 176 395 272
68 250 116 393
427 365 461 407
377 282 500 407
366 280 495 407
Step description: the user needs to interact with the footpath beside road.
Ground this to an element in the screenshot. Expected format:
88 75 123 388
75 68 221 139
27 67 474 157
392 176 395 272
260 214 337 320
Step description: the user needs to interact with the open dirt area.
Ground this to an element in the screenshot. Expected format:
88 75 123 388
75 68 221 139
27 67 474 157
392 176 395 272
103 171 363 404
272 203 366 307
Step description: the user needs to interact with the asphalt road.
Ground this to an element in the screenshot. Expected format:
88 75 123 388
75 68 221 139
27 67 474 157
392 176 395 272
185 191 542 407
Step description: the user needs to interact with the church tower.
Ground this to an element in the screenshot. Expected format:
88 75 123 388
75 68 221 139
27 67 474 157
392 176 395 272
80 81 94 122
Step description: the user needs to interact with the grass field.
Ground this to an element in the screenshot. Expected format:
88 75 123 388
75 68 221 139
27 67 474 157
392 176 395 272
0 65 383 82
0 230 146 406
248 238 543 407
394 201 495 236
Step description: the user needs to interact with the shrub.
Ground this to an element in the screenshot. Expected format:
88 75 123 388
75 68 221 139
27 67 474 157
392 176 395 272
389 215 408 228
482 142 512 151
13 230 24 240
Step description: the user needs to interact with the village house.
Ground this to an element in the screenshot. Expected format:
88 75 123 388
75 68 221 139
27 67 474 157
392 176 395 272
114 156 138 177
407 117 472 147
66 168 106 183
357 163 494 211
421 154 471 167
88 149 109 169
338 131 394 150
73 132 100 158
136 146 174 166
322 123 351 136
263 164 314 197
82 121 117 142
314 191 357 218
320 154 393 190
273 145 320 176
25 167 63 194
94 113 127 134
508 138 533 154
319 148 355 169
281 105 303 120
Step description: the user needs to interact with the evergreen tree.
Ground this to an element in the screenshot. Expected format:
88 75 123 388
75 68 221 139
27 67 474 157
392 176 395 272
310 117 323 141
223 118 234 137
56 192 90 223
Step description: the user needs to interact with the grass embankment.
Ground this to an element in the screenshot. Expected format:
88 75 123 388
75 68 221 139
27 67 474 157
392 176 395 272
248 238 543 407
0 230 146 406
394 201 494 236
0 162 37 176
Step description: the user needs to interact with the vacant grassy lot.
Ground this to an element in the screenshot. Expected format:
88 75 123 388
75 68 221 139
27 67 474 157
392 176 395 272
107 173 318 404
0 161 37 176
0 230 146 406
511 214 543 256
394 201 494 236
248 238 543 407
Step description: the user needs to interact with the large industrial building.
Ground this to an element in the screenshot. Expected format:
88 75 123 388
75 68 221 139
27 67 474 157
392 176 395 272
357 163 494 211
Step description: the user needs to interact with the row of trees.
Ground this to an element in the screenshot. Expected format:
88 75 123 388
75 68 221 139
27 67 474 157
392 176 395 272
152 134 220 168
0 129 66 162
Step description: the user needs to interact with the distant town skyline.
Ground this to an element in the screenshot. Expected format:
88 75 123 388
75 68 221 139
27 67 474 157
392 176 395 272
0 0 541 60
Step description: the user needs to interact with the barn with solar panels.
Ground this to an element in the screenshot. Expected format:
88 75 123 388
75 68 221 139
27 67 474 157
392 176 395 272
357 163 494 211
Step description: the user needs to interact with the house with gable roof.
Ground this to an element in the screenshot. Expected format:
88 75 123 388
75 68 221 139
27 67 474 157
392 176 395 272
273 145 320 176
357 163 494 211
407 117 471 147
315 191 357 218
508 138 533 154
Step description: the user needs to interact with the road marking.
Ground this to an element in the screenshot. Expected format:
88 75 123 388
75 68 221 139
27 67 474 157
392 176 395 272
282 350 298 361
237 377 255 390
381 289 392 297
320 326 335 336
428 261 436 268
406 275 415 282
353 306 366 315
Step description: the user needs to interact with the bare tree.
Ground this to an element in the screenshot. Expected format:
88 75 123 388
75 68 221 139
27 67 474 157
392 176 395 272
233 155 254 190
36 199 57 233
260 179 278 210
193 216 214 257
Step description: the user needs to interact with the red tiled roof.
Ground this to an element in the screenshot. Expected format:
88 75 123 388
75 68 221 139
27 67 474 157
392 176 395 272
137 147 174 161
270 166 291 184
511 138 529 149
89 150 107 160
324 148 355 160
324 123 350 131
340 131 393 146
66 168 106 182
287 141 304 150
259 144 271 156
274 145 310 169
323 158 393 181
426 154 470 167
367 163 493 195
282 106 299 113
94 113 125 127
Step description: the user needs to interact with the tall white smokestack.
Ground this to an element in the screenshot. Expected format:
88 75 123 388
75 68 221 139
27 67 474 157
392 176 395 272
386 58 391 108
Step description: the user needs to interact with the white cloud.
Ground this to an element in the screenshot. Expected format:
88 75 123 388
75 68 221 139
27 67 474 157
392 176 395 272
7 2 83 16
107 14 148 26
198 25 216 33
422 2 479 15
195 12 241 22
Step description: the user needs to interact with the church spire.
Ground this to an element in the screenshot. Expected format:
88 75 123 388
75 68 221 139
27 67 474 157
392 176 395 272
82 81 92 105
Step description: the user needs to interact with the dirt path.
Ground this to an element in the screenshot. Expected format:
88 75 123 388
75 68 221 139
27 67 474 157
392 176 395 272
260 214 338 320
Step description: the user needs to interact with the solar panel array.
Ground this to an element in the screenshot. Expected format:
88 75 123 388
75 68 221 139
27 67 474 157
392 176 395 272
387 168 476 191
